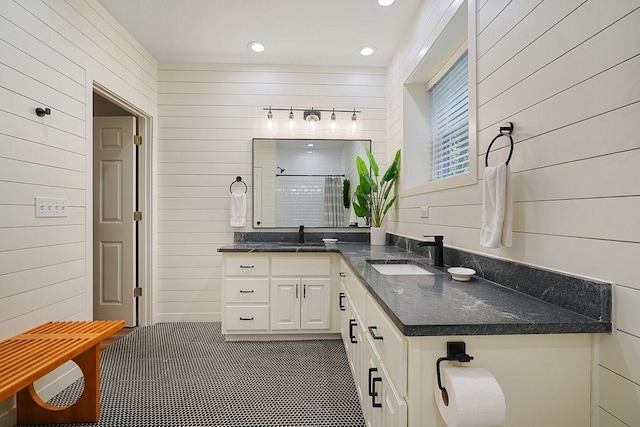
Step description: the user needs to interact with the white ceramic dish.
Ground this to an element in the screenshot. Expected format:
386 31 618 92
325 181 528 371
447 267 476 281
322 238 338 245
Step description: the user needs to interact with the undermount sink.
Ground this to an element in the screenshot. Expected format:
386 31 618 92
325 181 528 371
368 261 434 276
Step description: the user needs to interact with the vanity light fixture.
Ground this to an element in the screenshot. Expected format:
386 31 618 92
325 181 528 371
263 107 361 129
351 109 358 130
248 41 265 53
359 46 375 56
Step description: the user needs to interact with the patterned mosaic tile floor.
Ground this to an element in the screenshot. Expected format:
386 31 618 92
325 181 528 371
30 323 365 427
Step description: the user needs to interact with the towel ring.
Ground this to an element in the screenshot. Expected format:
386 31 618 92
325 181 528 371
485 122 514 167
230 176 247 194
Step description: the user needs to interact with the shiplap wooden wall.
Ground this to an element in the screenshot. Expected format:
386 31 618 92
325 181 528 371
388 0 640 425
0 0 157 423
156 64 385 322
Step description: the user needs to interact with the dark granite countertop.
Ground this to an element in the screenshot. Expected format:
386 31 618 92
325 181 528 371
218 242 610 337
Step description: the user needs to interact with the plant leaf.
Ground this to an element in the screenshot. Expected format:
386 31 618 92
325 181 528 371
366 149 379 177
381 150 401 184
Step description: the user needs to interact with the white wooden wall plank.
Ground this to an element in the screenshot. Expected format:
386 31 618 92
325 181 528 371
599 330 640 386
157 233 232 245
478 11 640 129
157 209 232 222
0 87 85 138
476 0 543 59
157 140 252 153
158 279 218 292
0 182 85 206
476 0 510 33
0 37 84 102
2 136 85 172
159 69 385 85
157 92 385 108
0 13 84 84
157 290 220 303
0 277 84 323
0 111 85 154
0 63 85 119
597 409 629 427
157 302 221 314
614 286 640 337
156 244 220 257
0 158 85 189
157 127 385 142
157 151 249 164
0 242 85 276
157 255 220 268
158 163 251 176
157 188 237 199
598 367 640 426
157 267 219 280
0 259 85 299
477 0 586 80
159 218 250 233
0 294 86 339
0 225 84 251
478 2 640 104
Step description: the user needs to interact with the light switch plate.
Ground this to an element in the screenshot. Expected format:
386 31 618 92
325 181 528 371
35 197 68 217
420 206 429 218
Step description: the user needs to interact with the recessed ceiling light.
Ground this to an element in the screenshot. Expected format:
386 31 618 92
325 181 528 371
378 0 395 6
248 41 265 53
359 46 375 57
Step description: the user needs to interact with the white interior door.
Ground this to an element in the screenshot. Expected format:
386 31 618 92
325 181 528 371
93 116 136 326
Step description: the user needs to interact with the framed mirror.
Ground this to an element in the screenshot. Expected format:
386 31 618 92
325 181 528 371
253 138 371 228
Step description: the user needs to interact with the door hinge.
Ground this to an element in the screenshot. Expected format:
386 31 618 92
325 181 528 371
133 211 142 221
134 287 142 297
134 135 142 146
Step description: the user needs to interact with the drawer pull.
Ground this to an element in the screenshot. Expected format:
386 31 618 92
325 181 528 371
339 292 346 311
296 283 299 299
349 319 358 344
239 265 255 269
339 272 347 277
239 290 254 294
303 284 306 299
368 326 384 340
239 317 254 321
368 367 378 396
371 377 382 408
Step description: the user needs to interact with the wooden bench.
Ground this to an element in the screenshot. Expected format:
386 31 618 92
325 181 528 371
0 320 125 425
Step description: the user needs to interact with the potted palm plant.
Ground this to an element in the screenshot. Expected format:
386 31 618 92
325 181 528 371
352 149 401 245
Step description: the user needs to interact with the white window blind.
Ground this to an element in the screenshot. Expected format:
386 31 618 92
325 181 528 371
428 50 469 182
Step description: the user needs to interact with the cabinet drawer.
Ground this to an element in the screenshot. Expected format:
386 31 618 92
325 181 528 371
365 294 407 395
272 257 330 276
224 306 269 330
225 278 269 303
225 256 269 276
348 275 368 322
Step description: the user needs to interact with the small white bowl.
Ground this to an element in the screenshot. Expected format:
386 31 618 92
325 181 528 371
447 267 476 281
322 238 338 246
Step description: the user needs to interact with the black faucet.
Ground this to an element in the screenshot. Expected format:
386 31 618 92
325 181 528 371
417 235 444 267
298 225 305 244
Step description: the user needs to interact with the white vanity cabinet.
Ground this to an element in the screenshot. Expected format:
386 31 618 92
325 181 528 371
222 253 334 337
338 260 408 427
270 257 331 330
222 255 270 333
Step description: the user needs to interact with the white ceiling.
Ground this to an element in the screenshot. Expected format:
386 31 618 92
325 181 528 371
97 0 424 67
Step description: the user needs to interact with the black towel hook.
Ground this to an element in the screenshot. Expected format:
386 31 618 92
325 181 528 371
485 122 514 167
229 176 247 194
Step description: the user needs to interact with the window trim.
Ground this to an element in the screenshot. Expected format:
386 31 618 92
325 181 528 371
401 0 477 197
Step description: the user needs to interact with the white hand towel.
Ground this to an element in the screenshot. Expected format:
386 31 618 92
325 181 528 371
230 193 246 227
480 163 513 248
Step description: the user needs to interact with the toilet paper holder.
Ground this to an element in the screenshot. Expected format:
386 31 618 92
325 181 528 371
436 341 474 402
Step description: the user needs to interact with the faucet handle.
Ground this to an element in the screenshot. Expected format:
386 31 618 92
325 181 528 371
299 225 304 231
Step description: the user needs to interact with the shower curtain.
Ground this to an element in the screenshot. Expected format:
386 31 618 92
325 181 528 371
324 176 344 227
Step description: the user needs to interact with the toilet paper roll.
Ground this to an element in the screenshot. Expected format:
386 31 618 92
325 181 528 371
434 366 506 427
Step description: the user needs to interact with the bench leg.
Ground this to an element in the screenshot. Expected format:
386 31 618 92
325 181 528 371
16 345 100 425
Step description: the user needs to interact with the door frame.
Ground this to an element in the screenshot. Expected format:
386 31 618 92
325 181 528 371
91 82 153 326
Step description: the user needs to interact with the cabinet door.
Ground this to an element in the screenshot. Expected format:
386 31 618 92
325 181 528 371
270 278 300 330
300 277 331 330
381 363 407 427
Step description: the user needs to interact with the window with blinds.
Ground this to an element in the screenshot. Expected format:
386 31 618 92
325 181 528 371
428 50 469 182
